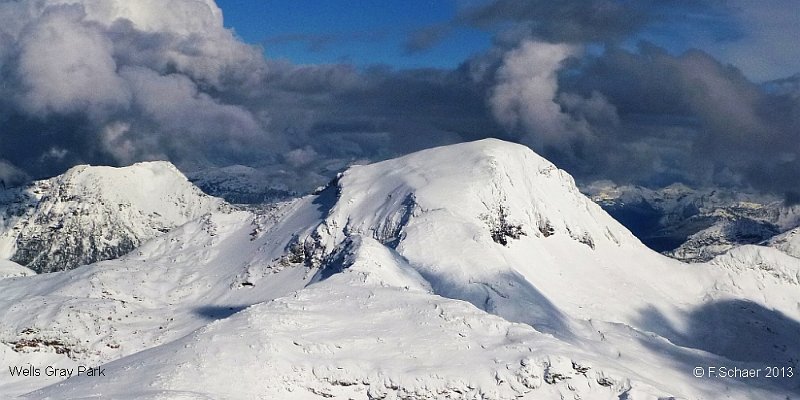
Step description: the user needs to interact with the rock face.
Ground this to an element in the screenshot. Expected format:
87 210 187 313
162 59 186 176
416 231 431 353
0 162 225 273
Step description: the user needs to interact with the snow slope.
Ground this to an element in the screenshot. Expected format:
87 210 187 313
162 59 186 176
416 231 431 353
0 161 225 272
0 199 318 396
1 140 798 399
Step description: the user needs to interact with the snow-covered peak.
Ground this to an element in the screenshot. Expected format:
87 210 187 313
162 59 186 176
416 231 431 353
0 161 226 272
46 161 212 218
585 180 800 259
320 139 636 253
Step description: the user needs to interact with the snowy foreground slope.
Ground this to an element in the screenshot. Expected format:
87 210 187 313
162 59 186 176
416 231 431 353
1 140 798 399
0 162 224 273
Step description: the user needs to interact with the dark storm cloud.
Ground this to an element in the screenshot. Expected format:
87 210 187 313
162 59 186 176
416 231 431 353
241 0 798 196
408 0 736 51
256 63 501 160
400 0 800 195
554 43 800 193
0 0 500 192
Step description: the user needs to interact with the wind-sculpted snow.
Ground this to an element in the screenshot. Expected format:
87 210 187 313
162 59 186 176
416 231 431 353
710 245 800 287
26 265 676 400
2 140 799 399
0 161 225 273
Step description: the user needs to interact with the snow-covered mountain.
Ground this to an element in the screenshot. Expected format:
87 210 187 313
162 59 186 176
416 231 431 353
666 218 782 262
0 161 225 273
1 140 798 399
586 182 800 261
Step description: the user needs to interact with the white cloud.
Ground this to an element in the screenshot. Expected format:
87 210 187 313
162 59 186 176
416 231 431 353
16 5 130 116
45 0 224 35
122 67 261 138
490 40 618 147
0 0 270 168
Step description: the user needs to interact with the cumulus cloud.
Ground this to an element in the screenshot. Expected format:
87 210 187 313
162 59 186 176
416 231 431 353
15 5 130 116
490 41 590 145
488 39 623 169
0 0 273 181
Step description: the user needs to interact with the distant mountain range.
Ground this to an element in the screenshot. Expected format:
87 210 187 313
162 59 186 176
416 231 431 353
586 182 800 262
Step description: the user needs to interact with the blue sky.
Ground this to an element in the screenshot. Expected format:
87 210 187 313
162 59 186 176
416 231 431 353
215 1 799 81
216 0 492 69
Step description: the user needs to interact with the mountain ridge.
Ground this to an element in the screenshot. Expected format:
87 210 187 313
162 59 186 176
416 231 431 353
1 139 797 399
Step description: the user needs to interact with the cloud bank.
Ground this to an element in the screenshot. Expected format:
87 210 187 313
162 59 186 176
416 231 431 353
0 0 798 197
